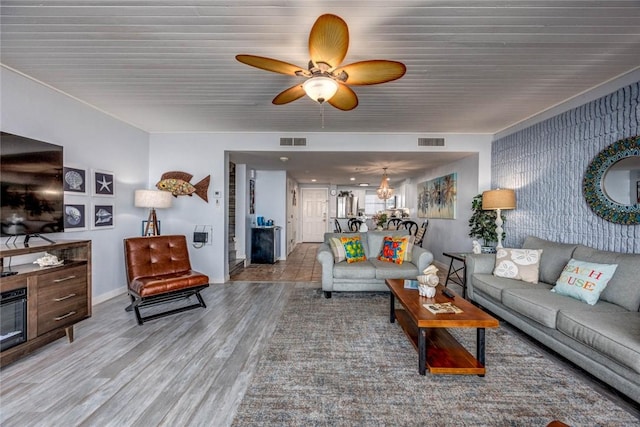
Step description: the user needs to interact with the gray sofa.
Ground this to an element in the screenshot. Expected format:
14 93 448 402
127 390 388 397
465 236 640 403
317 230 434 298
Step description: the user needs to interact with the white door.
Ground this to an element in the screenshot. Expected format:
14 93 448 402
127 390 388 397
301 188 328 242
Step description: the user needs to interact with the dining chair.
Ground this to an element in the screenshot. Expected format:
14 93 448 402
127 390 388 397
349 219 364 232
334 219 343 232
400 220 418 236
414 220 429 246
387 218 402 230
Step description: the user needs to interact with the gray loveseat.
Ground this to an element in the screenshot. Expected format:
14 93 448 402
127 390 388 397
465 236 640 403
317 230 434 298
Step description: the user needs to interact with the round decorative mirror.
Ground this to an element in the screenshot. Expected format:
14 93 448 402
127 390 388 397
583 135 640 225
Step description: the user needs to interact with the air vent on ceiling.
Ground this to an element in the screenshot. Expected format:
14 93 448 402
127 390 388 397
417 137 445 147
280 137 307 146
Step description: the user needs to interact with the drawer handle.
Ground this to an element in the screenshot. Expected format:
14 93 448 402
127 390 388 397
54 293 77 302
53 275 77 283
54 311 76 321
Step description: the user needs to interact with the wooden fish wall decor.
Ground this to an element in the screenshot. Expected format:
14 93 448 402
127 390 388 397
156 171 210 202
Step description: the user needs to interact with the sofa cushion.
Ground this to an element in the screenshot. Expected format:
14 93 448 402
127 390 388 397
328 237 346 263
341 236 367 263
522 236 578 284
502 288 624 329
365 230 409 259
370 258 420 279
573 245 640 312
378 236 411 264
502 288 571 328
324 231 367 246
333 260 377 279
551 258 618 305
471 273 549 302
557 310 640 374
493 248 543 284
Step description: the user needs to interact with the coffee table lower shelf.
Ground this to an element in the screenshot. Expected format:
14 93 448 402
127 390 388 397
394 309 486 375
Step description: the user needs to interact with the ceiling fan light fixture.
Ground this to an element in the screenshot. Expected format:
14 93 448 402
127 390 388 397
377 167 394 200
302 76 339 104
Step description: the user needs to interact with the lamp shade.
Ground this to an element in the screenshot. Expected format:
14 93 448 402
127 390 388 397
482 188 516 210
134 189 173 209
303 76 339 104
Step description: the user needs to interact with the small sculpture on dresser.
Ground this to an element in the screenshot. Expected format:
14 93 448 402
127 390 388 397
33 253 63 267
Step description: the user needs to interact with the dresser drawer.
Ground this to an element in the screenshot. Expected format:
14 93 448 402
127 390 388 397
37 266 88 334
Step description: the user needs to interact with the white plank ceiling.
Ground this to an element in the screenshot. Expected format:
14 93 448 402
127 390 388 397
2 0 639 135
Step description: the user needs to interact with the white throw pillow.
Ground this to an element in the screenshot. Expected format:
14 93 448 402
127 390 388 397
493 248 543 284
328 237 346 263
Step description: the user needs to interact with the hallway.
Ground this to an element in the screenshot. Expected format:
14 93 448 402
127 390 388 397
229 243 322 282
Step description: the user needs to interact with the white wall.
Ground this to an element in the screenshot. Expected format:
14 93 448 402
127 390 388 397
149 132 492 282
254 170 287 259
405 154 481 268
1 67 150 303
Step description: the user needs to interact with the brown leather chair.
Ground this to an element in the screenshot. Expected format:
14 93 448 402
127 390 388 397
124 235 209 325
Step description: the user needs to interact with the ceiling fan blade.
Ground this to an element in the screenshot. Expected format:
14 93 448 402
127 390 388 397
236 54 304 76
309 14 349 69
328 84 358 111
272 84 306 105
334 60 407 85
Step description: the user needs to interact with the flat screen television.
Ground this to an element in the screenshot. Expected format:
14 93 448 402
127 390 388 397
1 132 64 240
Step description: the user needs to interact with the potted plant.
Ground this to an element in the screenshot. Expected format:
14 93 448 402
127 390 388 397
468 193 505 252
372 212 388 230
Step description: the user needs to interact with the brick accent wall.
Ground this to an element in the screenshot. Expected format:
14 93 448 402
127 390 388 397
492 82 639 253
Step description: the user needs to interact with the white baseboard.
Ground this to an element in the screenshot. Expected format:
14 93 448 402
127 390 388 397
92 286 127 306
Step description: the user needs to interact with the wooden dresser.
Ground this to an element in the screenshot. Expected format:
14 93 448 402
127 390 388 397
0 240 91 367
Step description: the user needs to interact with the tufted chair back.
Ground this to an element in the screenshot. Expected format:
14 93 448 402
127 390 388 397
124 235 192 283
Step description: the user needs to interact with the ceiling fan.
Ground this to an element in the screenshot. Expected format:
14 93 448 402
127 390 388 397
235 14 406 111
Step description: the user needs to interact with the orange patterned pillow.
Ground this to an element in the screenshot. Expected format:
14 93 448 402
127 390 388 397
378 236 410 265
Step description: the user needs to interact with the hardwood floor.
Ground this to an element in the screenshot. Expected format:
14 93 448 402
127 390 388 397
2 243 637 425
230 242 321 282
0 281 315 427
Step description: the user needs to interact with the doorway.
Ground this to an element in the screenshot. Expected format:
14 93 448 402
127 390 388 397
301 188 328 242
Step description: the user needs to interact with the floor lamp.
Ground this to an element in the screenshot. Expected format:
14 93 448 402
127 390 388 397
482 188 516 249
135 189 173 236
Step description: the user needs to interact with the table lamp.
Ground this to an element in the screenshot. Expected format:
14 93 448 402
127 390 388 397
134 189 173 236
482 188 516 249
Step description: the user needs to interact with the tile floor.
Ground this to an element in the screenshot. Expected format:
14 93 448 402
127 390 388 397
230 242 322 282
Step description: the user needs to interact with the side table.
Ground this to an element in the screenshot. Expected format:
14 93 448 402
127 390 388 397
443 252 470 298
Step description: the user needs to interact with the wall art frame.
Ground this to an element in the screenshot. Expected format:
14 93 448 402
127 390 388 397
92 203 114 229
63 166 87 194
583 135 639 225
63 203 87 231
92 169 115 197
417 173 457 219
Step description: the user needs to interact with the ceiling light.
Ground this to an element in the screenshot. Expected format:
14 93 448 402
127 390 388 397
350 177 356 181
311 179 317 182
302 77 339 104
359 183 369 187
279 156 289 162
376 167 394 200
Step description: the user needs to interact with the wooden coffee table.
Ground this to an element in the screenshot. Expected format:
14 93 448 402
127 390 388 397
385 278 499 376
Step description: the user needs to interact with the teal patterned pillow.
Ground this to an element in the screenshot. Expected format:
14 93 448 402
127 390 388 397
340 236 367 263
551 259 618 305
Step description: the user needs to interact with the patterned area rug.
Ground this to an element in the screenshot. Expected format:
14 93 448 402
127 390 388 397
232 289 639 426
